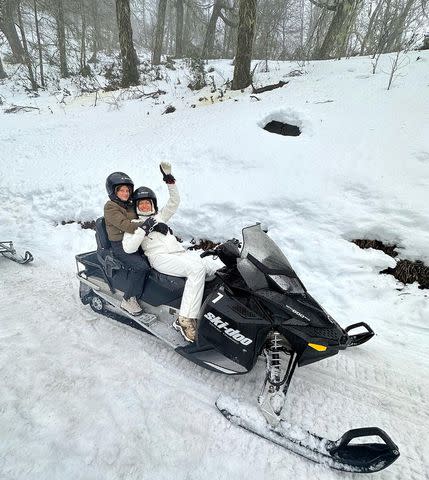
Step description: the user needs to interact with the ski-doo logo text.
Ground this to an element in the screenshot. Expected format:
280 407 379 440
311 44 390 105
204 312 253 346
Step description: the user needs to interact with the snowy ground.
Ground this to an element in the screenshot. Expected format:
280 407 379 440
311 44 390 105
1 52 428 480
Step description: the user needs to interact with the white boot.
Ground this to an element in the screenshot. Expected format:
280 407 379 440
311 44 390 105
173 316 197 342
121 297 143 316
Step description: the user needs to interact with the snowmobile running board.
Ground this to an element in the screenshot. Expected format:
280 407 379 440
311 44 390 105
0 241 33 265
216 396 399 474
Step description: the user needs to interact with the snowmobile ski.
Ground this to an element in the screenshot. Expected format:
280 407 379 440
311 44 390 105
0 241 34 265
215 395 399 474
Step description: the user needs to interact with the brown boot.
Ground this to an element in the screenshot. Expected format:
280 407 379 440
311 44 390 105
173 316 197 342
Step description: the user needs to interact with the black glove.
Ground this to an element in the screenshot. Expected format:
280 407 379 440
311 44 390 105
160 162 176 184
152 222 171 236
139 217 156 234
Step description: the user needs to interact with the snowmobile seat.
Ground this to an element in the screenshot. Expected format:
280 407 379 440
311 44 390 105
95 217 124 278
94 217 186 305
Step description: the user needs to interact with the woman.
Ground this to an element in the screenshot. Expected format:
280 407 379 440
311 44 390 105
122 162 220 342
104 172 154 316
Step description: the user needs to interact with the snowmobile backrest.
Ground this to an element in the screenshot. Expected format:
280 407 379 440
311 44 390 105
95 217 123 277
95 217 111 251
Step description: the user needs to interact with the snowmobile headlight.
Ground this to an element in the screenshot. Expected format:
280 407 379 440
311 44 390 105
268 275 305 294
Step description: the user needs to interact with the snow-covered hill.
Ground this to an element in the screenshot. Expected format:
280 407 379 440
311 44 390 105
1 52 428 480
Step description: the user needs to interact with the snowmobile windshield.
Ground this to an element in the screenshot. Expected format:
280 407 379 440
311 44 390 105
237 224 305 293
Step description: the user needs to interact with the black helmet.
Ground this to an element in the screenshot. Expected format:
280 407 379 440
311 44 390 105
106 172 134 202
133 186 158 213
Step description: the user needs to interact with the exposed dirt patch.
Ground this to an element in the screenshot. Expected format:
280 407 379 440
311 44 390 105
352 238 428 289
352 239 398 258
381 260 429 289
59 220 96 230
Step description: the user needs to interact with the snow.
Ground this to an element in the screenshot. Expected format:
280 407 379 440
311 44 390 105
1 52 429 479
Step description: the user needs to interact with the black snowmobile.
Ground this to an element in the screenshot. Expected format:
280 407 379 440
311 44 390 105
76 221 399 473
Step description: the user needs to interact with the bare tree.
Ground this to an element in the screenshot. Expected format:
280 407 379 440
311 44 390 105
17 0 38 90
0 0 25 63
0 54 7 78
79 0 87 71
152 0 167 65
202 0 237 59
387 48 410 89
164 0 174 53
253 0 295 64
384 0 415 51
312 0 364 59
232 0 257 90
359 0 425 61
360 0 386 54
88 0 100 63
54 0 69 77
33 0 45 87
175 0 184 57
116 0 139 86
222 0 238 58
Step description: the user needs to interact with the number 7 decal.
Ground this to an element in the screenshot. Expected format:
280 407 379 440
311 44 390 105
212 292 224 304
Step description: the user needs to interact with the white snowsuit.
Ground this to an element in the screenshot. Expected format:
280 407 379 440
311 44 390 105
122 184 220 318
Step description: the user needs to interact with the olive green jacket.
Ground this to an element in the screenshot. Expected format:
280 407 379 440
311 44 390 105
104 200 141 242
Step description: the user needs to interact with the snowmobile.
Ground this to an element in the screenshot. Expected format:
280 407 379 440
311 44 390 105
75 220 399 473
0 241 33 264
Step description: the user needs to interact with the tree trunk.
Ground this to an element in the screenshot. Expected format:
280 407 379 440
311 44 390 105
232 0 257 90
223 21 232 57
175 0 184 58
182 1 192 56
0 0 25 63
89 0 100 63
316 0 363 59
360 0 383 55
55 0 68 77
80 0 87 70
17 0 38 90
0 55 7 78
225 0 238 58
115 0 139 86
384 0 414 52
152 0 167 65
202 0 223 59
33 0 44 87
165 1 173 54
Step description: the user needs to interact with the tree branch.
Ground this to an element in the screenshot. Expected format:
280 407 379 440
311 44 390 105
219 11 237 27
308 0 338 12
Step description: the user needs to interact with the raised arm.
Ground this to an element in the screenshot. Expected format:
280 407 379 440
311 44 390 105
158 162 180 223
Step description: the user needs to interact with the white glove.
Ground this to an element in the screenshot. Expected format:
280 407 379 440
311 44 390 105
160 162 175 184
160 161 171 175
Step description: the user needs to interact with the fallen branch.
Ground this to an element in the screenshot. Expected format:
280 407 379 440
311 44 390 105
4 104 40 114
134 88 166 99
252 80 289 94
